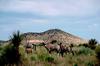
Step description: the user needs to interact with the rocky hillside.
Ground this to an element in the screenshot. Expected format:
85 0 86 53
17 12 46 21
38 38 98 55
22 29 87 45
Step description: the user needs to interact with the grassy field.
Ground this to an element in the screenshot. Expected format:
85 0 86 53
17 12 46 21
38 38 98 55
18 45 98 66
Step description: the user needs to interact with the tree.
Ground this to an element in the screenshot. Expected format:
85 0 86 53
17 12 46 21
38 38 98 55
10 31 23 48
88 39 98 49
0 31 23 65
10 30 23 64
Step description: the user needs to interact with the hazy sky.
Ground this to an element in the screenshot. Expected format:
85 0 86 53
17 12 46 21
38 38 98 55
0 0 100 42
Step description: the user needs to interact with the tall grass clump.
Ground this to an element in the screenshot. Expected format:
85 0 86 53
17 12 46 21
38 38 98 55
19 45 29 63
37 53 52 62
45 56 54 62
31 55 36 61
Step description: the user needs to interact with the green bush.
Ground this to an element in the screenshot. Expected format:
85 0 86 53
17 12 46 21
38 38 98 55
88 39 98 49
37 54 46 61
0 46 2 51
73 63 78 66
79 43 89 47
85 61 94 66
31 56 36 61
0 44 21 65
77 46 94 55
45 56 54 62
0 46 3 56
95 45 100 59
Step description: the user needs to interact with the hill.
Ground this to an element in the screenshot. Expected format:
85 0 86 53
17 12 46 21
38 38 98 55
22 29 87 45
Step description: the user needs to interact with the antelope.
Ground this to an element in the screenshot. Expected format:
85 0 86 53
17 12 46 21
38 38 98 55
25 44 33 54
58 43 69 57
42 43 60 54
25 48 32 54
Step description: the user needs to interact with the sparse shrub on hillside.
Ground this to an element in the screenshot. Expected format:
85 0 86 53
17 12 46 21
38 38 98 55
70 43 74 47
50 40 57 44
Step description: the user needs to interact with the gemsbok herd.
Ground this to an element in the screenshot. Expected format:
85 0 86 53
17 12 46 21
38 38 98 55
25 42 75 57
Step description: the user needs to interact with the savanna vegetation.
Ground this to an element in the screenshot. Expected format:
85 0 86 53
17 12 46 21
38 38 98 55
0 31 100 66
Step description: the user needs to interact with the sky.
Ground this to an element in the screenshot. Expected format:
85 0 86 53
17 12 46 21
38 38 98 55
0 0 100 42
